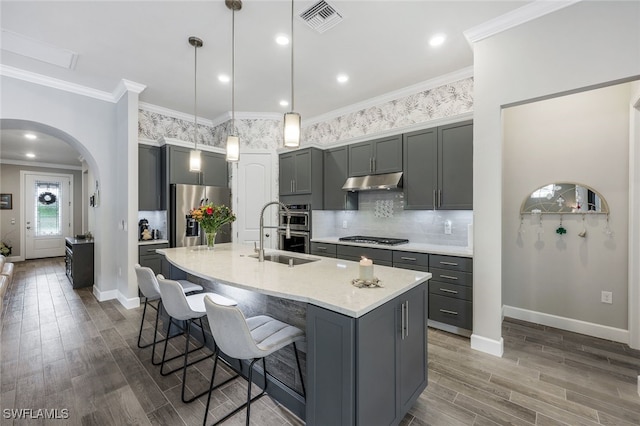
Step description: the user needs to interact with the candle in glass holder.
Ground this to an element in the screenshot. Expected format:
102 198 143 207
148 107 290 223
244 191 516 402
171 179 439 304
359 256 374 281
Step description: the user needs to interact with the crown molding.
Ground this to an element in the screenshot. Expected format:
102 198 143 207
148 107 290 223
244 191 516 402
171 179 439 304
138 102 215 127
0 158 83 171
464 0 582 44
113 79 146 101
0 64 115 102
157 137 225 154
303 67 474 127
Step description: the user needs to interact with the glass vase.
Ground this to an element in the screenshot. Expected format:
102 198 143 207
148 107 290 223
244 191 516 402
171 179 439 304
205 230 217 250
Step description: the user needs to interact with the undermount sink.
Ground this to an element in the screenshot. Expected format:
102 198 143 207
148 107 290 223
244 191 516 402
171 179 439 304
250 253 319 266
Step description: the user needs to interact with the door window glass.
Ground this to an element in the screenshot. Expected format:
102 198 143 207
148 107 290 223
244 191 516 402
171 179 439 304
34 180 62 236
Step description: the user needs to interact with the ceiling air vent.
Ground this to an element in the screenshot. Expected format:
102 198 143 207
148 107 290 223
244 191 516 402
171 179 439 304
299 0 343 34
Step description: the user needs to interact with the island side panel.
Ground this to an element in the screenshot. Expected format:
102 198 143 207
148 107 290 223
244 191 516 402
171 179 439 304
307 304 356 426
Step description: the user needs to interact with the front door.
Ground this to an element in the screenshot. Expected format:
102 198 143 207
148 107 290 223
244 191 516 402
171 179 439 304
233 153 275 248
24 172 72 259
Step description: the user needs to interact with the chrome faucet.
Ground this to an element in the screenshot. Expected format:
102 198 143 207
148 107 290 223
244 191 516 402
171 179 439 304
257 201 291 262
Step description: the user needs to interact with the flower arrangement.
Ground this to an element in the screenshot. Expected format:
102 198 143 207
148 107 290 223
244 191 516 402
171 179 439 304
0 241 11 256
189 203 236 235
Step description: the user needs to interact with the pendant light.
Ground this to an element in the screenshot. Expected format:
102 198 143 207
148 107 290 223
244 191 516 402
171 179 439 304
188 36 203 172
283 0 301 147
226 0 242 162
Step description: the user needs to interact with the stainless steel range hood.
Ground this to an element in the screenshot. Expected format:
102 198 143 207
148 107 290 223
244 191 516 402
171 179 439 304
342 172 403 192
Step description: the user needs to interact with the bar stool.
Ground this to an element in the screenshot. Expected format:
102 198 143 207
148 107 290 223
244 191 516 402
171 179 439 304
134 264 203 365
156 275 238 404
202 295 305 426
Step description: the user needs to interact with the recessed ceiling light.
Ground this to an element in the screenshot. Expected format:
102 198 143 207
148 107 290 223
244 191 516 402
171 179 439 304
429 33 446 47
218 74 230 83
336 74 349 84
25 133 37 140
280 100 289 107
275 34 290 46
26 153 36 158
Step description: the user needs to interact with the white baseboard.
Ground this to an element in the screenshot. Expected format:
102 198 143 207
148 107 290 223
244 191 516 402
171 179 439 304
92 287 118 302
92 287 140 309
117 293 140 309
470 334 504 357
503 305 629 344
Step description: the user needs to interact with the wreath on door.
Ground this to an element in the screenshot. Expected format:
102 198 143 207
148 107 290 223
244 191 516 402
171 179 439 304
38 191 57 205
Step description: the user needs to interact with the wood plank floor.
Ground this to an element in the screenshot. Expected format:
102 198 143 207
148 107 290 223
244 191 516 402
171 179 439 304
1 258 639 425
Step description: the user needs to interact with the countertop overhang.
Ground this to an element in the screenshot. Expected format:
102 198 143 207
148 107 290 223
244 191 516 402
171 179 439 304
158 243 431 318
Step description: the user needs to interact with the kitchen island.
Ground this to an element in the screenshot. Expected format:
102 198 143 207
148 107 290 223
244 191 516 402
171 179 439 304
158 244 431 425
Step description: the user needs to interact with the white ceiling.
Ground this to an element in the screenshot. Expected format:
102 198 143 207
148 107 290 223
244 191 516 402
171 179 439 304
0 0 530 166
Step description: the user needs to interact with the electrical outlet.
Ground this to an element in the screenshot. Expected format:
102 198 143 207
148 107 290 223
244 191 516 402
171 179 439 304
444 220 452 235
601 291 613 304
342 220 348 229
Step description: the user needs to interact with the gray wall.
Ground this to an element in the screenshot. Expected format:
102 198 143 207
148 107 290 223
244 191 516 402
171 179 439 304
0 163 83 256
503 83 631 329
473 0 640 350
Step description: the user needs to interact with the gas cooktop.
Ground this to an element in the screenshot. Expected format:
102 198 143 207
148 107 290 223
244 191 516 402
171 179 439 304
339 236 409 246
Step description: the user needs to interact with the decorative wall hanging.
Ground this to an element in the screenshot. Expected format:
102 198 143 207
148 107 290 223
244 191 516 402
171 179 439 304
38 191 57 205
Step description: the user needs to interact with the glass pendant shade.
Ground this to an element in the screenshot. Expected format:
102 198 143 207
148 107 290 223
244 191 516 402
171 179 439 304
226 135 240 162
189 149 202 172
283 112 301 147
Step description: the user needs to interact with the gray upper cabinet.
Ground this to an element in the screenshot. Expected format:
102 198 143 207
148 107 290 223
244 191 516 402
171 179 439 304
279 148 324 208
348 135 402 176
323 147 358 210
403 120 473 210
164 145 228 187
438 121 473 210
138 145 163 210
403 128 438 210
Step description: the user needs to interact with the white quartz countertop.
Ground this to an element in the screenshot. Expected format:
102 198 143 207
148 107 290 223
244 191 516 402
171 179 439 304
158 243 431 318
311 237 473 258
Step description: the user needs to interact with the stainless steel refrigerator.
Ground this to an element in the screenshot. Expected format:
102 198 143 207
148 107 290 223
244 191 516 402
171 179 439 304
169 184 232 247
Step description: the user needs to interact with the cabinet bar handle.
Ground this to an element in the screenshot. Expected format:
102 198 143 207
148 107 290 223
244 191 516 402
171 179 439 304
439 288 458 294
369 158 373 173
440 309 458 315
401 302 406 340
439 261 459 266
405 300 409 338
400 256 417 261
373 158 376 172
433 189 436 208
439 275 458 280
438 189 442 207
316 247 327 251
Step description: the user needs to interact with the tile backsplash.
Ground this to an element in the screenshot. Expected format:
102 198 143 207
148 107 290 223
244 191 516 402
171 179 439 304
312 191 473 247
138 210 167 240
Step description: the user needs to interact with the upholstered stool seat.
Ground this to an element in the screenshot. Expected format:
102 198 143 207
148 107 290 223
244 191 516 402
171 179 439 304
156 274 238 404
134 264 203 364
203 296 305 426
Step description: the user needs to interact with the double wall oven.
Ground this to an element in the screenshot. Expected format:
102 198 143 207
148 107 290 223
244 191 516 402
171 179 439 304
278 204 310 254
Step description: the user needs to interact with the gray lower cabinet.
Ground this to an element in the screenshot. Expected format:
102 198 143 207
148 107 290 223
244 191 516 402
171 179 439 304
306 282 427 425
336 245 393 267
392 250 429 272
139 145 163 210
310 242 337 257
139 243 169 274
163 145 227 187
403 120 473 210
348 135 402 177
324 147 358 210
428 254 473 332
65 238 94 289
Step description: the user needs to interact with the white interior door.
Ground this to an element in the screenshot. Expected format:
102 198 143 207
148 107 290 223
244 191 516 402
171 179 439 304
234 153 275 248
24 173 72 259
